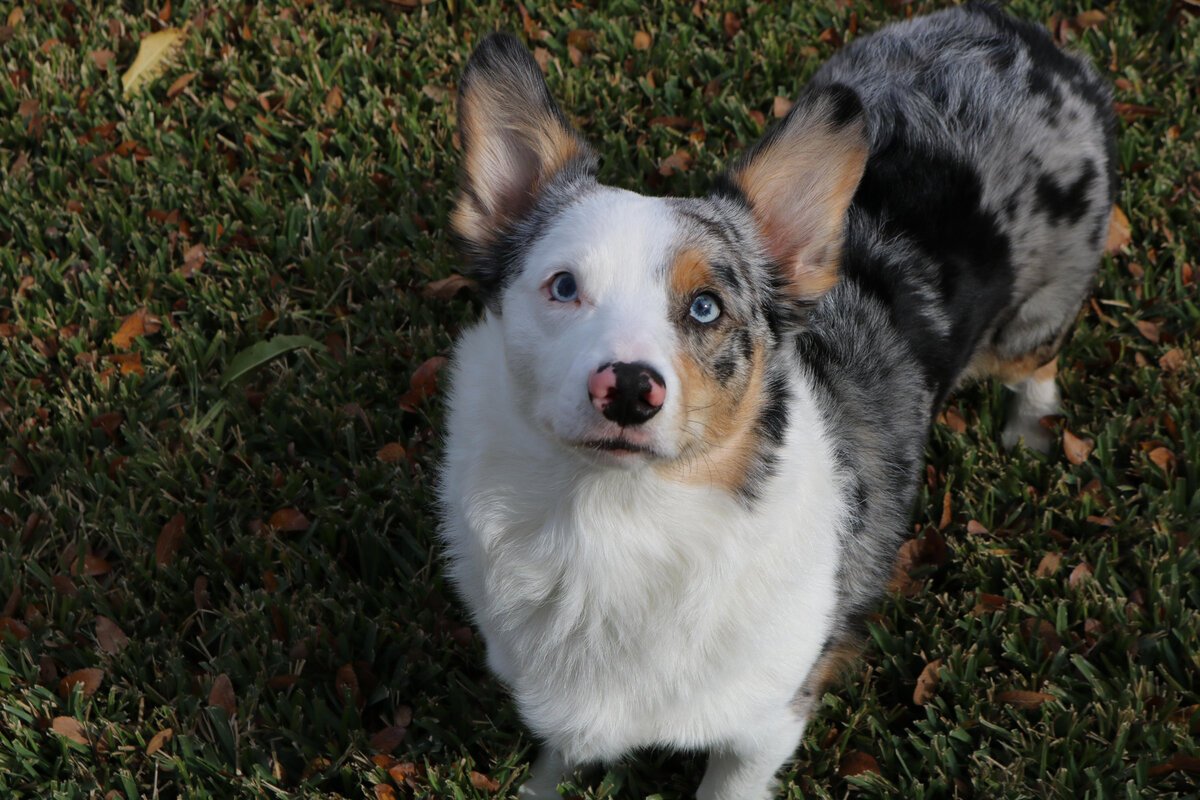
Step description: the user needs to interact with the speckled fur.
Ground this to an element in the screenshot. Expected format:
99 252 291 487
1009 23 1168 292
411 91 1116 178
438 5 1115 798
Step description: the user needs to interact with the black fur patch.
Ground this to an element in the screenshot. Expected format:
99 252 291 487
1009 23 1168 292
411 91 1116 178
1034 160 1097 226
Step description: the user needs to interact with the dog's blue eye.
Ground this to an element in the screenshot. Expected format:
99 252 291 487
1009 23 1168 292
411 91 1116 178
549 272 578 302
689 293 721 324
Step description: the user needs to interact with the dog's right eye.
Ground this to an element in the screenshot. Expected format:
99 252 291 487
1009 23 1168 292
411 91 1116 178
548 271 579 302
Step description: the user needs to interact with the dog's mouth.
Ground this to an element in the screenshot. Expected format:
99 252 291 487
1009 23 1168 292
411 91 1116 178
575 437 659 457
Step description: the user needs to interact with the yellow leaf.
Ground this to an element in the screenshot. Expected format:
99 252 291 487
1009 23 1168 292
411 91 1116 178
122 25 189 97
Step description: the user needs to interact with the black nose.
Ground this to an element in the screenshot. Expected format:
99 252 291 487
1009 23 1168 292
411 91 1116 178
590 361 666 427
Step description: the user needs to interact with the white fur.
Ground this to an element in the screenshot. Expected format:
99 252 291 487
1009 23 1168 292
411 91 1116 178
439 190 848 799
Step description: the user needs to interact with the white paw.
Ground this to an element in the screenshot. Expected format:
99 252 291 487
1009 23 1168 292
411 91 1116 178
1002 417 1053 454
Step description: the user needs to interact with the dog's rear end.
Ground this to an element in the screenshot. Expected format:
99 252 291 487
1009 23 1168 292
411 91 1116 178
439 5 1115 798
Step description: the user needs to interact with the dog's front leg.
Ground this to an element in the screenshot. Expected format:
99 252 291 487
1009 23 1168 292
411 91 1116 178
518 746 569 799
696 712 807 800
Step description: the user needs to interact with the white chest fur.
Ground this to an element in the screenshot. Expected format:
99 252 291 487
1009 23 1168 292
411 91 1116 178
438 319 846 765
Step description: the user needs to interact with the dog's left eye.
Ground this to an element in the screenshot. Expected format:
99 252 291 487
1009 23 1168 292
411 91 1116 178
689 293 721 324
548 271 578 302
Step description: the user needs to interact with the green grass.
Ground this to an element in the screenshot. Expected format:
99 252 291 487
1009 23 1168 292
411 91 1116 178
1 1 1197 798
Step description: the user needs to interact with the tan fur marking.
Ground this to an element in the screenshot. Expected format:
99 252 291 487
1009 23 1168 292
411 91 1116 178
657 343 766 493
669 248 714 299
733 122 866 300
792 638 863 715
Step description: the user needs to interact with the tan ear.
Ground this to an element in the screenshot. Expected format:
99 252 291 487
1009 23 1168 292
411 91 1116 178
728 85 868 300
452 33 594 249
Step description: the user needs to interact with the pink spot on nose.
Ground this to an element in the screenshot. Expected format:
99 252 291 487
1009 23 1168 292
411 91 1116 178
643 378 665 409
589 365 618 413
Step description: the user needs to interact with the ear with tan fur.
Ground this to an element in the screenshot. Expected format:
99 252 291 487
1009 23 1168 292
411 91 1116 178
452 33 594 250
726 84 868 300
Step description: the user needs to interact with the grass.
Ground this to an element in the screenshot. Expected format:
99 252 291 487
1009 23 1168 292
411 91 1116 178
1 0 1197 797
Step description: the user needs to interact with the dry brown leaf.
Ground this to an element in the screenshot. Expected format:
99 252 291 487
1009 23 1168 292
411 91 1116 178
1158 347 1186 372
1105 206 1131 253
772 95 794 118
51 716 89 745
1148 447 1176 472
8 7 24 26
95 616 129 654
377 442 406 464
1075 10 1106 28
966 519 989 535
423 274 477 300
839 750 880 776
208 673 236 715
373 785 398 800
107 353 144 376
658 150 693 177
997 689 1054 709
72 552 112 577
369 725 407 754
167 70 196 98
633 31 652 50
1149 754 1200 778
469 771 500 792
1113 102 1157 121
388 761 421 787
269 508 310 532
939 489 952 529
722 11 742 37
398 356 448 412
1135 319 1161 343
0 616 31 640
146 727 173 755
122 26 189 96
112 309 162 349
973 592 1007 615
180 243 206 277
1062 429 1093 465
941 407 967 434
156 512 186 567
91 49 116 70
1068 562 1093 588
1021 618 1062 654
324 86 344 116
913 658 942 705
60 668 104 698
532 47 551 73
1035 552 1062 578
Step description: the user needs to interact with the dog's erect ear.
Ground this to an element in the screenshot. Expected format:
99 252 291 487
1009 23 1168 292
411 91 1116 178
725 85 868 300
452 33 594 249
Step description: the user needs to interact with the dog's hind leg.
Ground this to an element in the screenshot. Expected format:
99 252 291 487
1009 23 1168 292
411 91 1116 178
1000 357 1059 453
519 747 569 799
696 712 807 800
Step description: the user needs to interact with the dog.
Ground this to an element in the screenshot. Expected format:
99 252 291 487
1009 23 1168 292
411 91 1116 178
438 3 1115 798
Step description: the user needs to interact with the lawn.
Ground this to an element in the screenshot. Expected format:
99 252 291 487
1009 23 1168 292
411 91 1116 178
1 0 1197 798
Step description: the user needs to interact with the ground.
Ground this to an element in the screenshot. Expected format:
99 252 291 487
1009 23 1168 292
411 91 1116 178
1 1 1198 798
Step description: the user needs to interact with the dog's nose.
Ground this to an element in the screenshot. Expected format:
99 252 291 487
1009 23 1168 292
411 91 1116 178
588 362 666 426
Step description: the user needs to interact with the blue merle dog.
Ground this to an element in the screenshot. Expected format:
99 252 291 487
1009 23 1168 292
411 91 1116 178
437 3 1117 797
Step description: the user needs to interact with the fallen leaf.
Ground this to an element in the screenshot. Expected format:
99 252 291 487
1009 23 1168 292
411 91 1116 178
658 149 693 177
941 407 967 434
107 353 144 376
324 86 344 116
112 309 162 349
156 513 186 566
997 689 1054 709
1074 9 1106 28
1113 102 1157 121
913 658 942 705
1148 447 1175 472
95 616 129 654
51 716 89 745
1069 562 1093 588
370 726 407 754
1135 319 1160 343
373 785 397 800
973 592 1007 614
1062 429 1093 465
398 356 448 412
470 771 500 792
0 617 31 640
1035 552 1062 578
8 7 24 26
72 552 112 577
377 443 406 463
208 673 236 715
423 274 477 300
59 668 104 698
633 31 652 50
966 519 989 535
722 11 741 37
1020 618 1062 654
1149 754 1200 778
122 25 189 96
1105 206 1131 253
939 489 952 529
772 95 793 118
566 29 596 52
180 243 206 277
166 70 196 98
90 49 115 70
1158 348 1185 372
839 750 879 776
388 761 421 787
269 508 310 532
146 727 173 755
531 47 551 73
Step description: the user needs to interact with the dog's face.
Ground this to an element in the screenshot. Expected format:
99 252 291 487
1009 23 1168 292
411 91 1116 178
452 34 867 491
